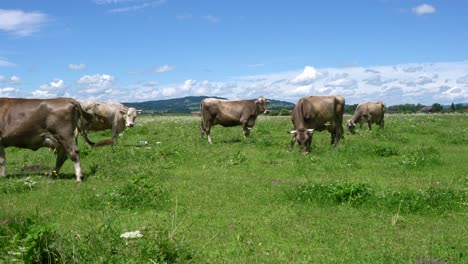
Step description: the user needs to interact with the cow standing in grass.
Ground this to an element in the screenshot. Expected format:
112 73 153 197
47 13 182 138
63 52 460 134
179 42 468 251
347 101 386 134
200 96 270 144
78 101 141 146
0 97 91 181
288 95 345 154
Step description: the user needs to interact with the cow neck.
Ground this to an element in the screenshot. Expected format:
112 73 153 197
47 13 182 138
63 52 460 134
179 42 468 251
293 100 307 130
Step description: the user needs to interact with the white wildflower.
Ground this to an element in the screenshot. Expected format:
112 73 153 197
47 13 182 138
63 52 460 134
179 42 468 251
120 230 143 239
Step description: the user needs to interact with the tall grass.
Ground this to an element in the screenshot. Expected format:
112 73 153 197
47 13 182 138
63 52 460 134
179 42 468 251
0 113 467 263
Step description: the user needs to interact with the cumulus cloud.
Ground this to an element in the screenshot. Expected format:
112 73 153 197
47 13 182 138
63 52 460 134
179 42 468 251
77 74 115 94
0 9 48 37
32 79 65 98
0 87 19 97
181 79 196 92
290 66 318 85
0 75 20 84
68 63 87 70
412 4 436 15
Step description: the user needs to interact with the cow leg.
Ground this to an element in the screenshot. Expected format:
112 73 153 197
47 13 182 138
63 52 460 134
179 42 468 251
288 135 296 152
203 122 213 144
0 144 6 177
111 128 119 145
53 146 67 176
330 131 336 145
359 118 365 129
56 143 83 182
334 125 343 145
243 123 251 139
81 130 96 147
380 119 385 129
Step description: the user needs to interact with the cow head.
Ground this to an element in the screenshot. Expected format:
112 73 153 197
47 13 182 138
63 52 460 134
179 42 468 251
124 107 141 127
255 96 271 114
289 128 314 154
346 119 356 134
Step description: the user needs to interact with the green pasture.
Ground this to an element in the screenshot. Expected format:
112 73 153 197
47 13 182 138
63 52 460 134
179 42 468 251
1 114 467 263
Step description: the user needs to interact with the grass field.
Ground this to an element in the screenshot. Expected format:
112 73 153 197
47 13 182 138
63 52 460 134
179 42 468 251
1 114 467 263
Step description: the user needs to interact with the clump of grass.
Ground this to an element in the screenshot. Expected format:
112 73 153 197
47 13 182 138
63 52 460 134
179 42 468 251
373 186 467 214
72 216 192 263
82 177 167 210
216 151 247 167
372 143 399 157
292 181 372 206
291 182 467 214
0 215 65 263
399 146 441 168
0 177 39 194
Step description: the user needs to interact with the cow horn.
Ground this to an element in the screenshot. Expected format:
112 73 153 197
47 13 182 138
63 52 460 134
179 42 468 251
289 130 297 135
307 129 314 133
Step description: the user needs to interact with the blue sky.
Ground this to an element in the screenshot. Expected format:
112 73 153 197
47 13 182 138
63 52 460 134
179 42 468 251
0 0 467 105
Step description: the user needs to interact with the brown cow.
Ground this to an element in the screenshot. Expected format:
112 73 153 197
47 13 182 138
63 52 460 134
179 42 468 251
0 97 90 181
78 101 141 146
346 101 385 134
288 95 345 154
200 96 270 144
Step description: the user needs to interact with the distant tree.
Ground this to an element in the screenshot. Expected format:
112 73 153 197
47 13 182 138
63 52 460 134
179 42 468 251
345 104 358 114
432 103 443 112
450 102 456 111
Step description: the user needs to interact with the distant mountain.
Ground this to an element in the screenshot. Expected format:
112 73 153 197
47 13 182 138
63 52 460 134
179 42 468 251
124 96 295 113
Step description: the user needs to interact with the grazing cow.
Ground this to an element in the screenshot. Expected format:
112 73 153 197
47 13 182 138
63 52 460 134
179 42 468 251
288 95 345 154
347 101 386 134
0 98 90 181
78 101 141 146
200 96 270 144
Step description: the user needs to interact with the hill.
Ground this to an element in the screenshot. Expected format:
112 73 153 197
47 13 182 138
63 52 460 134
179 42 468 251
124 96 295 113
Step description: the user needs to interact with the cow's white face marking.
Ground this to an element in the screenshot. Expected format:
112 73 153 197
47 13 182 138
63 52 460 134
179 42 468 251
125 107 139 127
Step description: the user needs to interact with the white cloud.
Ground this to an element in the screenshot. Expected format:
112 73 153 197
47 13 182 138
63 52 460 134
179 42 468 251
0 58 16 67
181 79 196 92
0 87 19 97
0 75 20 84
106 0 166 13
77 74 115 94
161 87 177 97
32 79 65 98
0 9 48 37
68 63 87 70
152 65 175 73
412 4 436 15
290 66 318 85
59 61 468 106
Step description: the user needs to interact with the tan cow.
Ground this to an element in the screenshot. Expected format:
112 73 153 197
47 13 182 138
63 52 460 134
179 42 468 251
0 97 91 181
78 101 141 146
346 101 386 134
200 96 270 144
288 95 345 154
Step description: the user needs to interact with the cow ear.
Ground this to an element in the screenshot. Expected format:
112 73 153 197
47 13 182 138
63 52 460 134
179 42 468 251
120 109 126 115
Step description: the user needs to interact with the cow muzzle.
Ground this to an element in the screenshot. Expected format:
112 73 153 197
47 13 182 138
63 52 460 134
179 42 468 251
126 123 134 128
